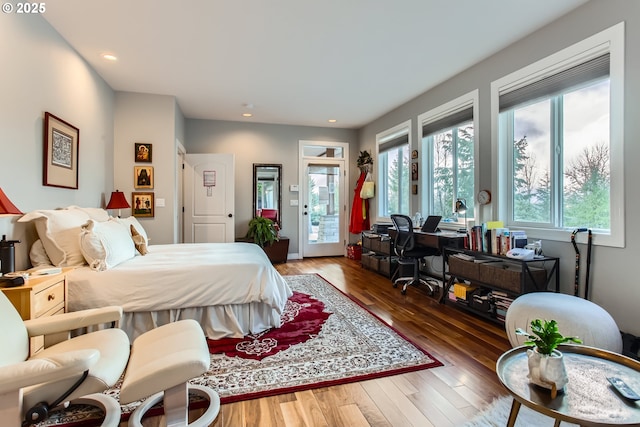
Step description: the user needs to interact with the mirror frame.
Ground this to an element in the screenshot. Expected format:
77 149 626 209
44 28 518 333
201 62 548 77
253 163 282 228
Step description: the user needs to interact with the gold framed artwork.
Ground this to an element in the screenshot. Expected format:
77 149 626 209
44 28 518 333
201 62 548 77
134 142 152 163
43 112 79 189
132 192 154 217
134 166 154 189
411 162 419 181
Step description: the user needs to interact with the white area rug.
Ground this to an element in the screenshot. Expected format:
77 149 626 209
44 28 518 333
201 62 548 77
464 396 579 427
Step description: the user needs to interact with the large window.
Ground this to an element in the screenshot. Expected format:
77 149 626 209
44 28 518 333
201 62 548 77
492 23 624 247
419 92 477 227
376 121 410 218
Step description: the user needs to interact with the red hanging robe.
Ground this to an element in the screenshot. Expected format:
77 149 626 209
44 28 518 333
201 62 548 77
349 170 370 234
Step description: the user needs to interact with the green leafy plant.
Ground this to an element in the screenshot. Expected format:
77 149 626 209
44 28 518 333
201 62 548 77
246 216 279 248
515 319 582 355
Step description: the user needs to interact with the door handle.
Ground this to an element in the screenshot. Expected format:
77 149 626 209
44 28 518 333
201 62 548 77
228 213 233 218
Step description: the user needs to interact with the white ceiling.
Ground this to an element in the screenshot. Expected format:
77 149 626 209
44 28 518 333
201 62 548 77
43 0 587 129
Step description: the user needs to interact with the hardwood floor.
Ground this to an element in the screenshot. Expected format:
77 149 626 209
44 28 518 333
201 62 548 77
210 257 512 427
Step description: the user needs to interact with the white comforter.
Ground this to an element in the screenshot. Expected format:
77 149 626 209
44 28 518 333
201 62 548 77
66 242 292 313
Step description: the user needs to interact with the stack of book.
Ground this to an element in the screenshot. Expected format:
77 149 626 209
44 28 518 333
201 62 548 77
469 221 528 255
492 290 514 322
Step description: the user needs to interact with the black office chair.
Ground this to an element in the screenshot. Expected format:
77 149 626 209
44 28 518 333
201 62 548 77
390 214 440 295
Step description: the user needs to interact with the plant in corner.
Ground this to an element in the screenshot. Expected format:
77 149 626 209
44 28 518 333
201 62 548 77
516 319 582 395
246 216 279 248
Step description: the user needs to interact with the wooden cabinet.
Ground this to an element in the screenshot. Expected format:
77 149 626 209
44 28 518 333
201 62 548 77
2 270 69 354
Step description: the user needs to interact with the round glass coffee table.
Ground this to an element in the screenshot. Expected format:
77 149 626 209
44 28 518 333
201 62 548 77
497 345 640 426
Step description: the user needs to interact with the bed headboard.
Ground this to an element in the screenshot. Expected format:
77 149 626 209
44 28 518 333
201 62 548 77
0 215 38 271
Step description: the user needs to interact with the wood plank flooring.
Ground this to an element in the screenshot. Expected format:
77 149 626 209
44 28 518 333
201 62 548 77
209 257 512 427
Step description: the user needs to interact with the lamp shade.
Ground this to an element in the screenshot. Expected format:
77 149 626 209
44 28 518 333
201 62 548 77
106 190 130 210
0 188 23 215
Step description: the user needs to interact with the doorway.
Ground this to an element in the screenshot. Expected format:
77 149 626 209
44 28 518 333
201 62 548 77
299 141 349 257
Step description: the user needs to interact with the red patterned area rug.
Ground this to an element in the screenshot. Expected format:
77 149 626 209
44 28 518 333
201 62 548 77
38 274 441 426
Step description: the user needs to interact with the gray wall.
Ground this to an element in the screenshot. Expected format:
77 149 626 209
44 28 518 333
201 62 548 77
0 14 114 269
185 119 358 254
359 0 640 336
114 92 183 244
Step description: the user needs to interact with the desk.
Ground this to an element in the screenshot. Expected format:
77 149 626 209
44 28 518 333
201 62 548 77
388 228 466 290
497 345 640 426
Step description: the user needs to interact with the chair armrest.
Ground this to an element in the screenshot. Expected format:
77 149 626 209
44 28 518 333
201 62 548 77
0 349 99 393
24 306 123 337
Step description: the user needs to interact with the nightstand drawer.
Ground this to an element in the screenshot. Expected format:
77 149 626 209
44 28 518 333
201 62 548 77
33 280 65 318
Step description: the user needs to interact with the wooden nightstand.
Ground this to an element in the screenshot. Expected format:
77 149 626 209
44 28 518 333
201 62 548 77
1 268 70 355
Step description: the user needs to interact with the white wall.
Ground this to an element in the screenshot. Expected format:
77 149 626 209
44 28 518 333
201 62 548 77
359 0 640 336
0 14 114 269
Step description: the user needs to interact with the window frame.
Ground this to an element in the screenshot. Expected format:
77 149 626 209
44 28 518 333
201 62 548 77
375 120 411 221
491 22 624 248
418 90 479 230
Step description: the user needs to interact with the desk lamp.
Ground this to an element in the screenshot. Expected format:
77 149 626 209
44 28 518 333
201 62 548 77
0 188 23 275
455 198 468 233
106 190 130 217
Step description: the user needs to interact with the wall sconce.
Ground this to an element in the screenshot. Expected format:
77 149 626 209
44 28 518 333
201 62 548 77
106 190 130 217
455 198 468 233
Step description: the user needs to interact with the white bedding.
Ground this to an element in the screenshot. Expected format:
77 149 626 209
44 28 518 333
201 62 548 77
66 242 293 340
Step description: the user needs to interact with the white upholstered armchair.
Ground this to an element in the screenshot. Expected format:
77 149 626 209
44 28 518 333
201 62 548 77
0 290 129 426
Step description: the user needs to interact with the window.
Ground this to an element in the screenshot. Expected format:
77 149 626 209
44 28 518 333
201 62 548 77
419 91 478 227
492 22 624 247
376 121 411 218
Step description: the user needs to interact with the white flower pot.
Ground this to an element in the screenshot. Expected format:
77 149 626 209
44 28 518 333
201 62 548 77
526 348 568 392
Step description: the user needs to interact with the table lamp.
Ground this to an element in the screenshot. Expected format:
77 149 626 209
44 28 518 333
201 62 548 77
106 190 130 217
455 198 468 233
0 188 23 275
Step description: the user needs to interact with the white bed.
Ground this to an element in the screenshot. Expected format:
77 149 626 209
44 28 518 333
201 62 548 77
19 207 293 342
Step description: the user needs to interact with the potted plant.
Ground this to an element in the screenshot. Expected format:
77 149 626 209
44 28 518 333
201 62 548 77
246 216 279 248
244 217 289 263
516 319 582 395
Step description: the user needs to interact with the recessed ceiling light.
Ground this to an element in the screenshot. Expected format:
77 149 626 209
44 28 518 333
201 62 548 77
102 53 118 61
328 119 337 123
242 113 253 118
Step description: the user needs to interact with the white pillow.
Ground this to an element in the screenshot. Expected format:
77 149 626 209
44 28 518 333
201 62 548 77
68 206 110 222
29 239 52 267
19 208 91 267
79 219 136 271
115 216 149 246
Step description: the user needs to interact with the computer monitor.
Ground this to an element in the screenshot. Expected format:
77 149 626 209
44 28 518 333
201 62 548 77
421 215 442 233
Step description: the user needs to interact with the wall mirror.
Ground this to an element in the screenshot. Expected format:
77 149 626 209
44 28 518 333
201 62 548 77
253 163 282 228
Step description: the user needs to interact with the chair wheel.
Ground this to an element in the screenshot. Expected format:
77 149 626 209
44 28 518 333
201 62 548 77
393 283 398 288
401 289 407 295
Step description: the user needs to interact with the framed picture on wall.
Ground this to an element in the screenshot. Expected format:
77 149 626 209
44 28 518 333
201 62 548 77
43 112 79 189
134 142 152 163
132 192 154 217
134 166 154 189
411 162 418 181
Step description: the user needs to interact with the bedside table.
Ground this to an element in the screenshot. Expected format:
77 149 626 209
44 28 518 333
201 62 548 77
1 268 70 354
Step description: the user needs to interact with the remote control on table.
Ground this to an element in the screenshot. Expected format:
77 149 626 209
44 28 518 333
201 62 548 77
607 377 640 401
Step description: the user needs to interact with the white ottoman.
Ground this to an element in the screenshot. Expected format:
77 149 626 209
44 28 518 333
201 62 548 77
505 292 622 353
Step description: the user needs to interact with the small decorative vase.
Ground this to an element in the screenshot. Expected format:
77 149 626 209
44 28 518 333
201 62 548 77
526 348 568 392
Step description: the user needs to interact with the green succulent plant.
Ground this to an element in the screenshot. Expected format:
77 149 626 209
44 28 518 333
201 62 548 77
246 216 279 248
515 319 582 355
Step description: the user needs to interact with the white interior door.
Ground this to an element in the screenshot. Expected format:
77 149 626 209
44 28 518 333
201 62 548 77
302 158 346 257
184 153 234 243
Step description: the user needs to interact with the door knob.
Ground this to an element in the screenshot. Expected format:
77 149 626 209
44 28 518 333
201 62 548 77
228 213 233 217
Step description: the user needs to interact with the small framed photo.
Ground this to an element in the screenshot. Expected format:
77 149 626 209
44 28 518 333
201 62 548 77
412 184 418 195
411 149 418 159
134 142 152 163
43 112 79 189
134 166 154 189
132 192 154 217
411 162 419 181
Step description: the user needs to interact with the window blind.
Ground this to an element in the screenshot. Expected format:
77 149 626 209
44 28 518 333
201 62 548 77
499 53 609 112
421 107 473 137
378 133 408 153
